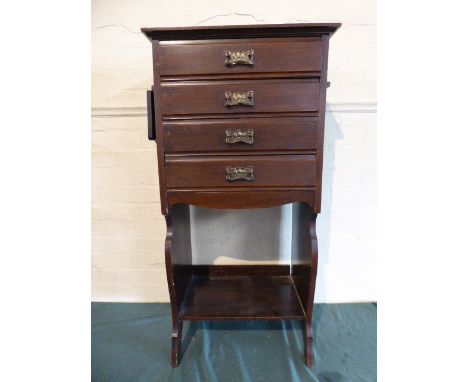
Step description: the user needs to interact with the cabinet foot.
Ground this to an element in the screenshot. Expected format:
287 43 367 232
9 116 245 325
304 321 314 367
171 320 183 367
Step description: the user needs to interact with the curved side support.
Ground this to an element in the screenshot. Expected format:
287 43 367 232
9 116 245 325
164 205 192 367
291 202 318 367
306 213 318 367
164 213 180 367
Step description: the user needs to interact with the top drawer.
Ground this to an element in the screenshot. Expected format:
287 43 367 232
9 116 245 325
158 38 323 77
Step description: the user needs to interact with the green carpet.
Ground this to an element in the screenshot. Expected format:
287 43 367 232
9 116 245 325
92 303 376 381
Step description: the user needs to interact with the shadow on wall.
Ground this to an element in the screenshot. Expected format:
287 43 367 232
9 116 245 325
190 104 343 300
190 205 291 264
315 106 342 301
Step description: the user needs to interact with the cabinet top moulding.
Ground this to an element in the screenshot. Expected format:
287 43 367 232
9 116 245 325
141 23 341 41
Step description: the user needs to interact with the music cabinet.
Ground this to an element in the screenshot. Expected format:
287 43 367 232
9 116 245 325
141 23 340 367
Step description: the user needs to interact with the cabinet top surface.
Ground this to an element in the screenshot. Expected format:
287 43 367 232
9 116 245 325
141 22 341 41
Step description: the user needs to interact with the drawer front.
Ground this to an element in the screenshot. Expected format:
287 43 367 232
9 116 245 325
163 117 319 152
165 155 316 188
159 39 323 76
160 79 320 116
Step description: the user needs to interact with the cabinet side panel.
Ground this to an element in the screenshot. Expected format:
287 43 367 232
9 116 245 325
291 202 318 318
168 205 192 311
152 41 168 214
314 34 330 213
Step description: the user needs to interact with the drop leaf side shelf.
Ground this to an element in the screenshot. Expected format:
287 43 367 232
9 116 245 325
141 23 341 367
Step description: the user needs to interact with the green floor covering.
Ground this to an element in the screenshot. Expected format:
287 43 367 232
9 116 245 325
92 303 376 382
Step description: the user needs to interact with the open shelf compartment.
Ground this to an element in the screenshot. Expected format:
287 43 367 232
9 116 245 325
166 203 317 366
179 265 306 320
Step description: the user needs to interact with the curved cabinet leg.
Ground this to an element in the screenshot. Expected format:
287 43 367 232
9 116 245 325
171 320 183 367
304 320 314 367
164 205 192 367
291 202 318 367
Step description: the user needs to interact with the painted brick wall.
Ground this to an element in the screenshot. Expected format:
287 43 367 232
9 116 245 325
91 0 376 302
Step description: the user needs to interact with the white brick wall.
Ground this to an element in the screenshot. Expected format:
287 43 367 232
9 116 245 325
91 114 169 300
91 0 376 302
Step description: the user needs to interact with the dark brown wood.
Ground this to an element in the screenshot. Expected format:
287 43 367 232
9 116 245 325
162 111 318 121
164 204 192 367
191 264 290 276
165 154 317 188
160 79 320 116
313 34 331 214
167 189 315 209
152 41 168 214
142 23 340 368
147 88 156 140
159 38 323 76
141 23 341 41
181 274 304 320
163 117 319 153
291 202 318 367
160 72 321 82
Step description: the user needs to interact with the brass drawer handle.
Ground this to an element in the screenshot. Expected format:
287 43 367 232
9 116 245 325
226 166 254 182
225 91 254 107
225 129 254 145
225 49 254 66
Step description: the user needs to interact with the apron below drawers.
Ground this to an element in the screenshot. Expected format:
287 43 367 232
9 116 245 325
165 155 317 188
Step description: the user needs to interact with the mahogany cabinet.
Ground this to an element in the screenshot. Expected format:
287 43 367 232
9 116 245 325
141 23 340 367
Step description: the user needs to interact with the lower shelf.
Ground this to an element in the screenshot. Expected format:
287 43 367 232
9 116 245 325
180 275 305 320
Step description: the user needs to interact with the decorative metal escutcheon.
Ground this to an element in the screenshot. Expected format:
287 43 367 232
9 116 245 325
226 166 254 182
225 129 254 145
225 91 254 107
225 49 254 66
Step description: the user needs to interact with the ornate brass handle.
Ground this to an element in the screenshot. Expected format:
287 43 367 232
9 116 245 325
225 49 254 66
226 166 254 182
225 129 254 145
225 91 254 107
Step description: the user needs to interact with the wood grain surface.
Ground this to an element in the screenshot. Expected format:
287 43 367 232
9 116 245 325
142 23 341 368
160 79 320 116
159 38 323 76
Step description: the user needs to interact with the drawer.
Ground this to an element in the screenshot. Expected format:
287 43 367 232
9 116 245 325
165 155 316 188
160 79 320 116
158 38 323 76
163 117 319 152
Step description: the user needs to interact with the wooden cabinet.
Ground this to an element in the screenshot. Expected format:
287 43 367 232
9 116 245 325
141 23 340 368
